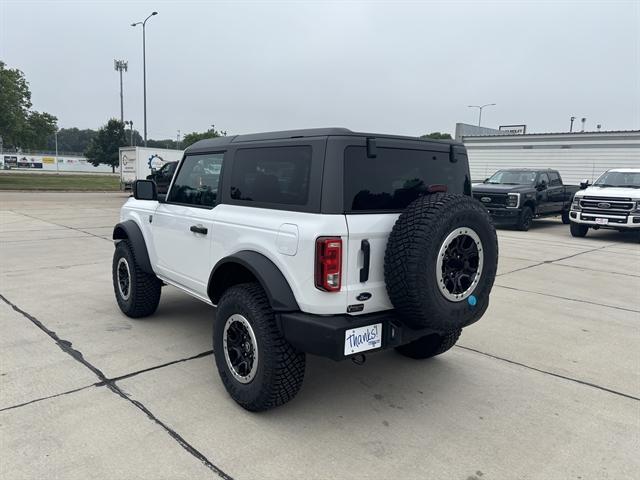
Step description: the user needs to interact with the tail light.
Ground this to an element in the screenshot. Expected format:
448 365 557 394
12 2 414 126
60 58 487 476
315 237 342 292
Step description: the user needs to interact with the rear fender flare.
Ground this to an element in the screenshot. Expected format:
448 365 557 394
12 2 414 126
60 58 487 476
209 251 299 312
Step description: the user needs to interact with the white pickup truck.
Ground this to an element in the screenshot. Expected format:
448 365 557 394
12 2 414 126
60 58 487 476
569 168 640 240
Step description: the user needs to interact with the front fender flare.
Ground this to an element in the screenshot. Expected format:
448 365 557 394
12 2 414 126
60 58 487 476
210 251 299 312
112 220 154 275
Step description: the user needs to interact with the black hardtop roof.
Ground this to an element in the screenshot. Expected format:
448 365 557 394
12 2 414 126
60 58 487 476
186 128 460 152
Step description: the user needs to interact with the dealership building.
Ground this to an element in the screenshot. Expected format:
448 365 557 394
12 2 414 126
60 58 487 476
456 123 640 184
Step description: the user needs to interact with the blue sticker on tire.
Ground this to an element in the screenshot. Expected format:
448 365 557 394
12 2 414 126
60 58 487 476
468 295 477 307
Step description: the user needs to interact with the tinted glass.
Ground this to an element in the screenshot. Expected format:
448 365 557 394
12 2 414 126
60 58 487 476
594 171 640 187
487 170 537 185
539 173 550 185
168 153 223 207
549 172 561 185
344 146 457 212
230 146 311 205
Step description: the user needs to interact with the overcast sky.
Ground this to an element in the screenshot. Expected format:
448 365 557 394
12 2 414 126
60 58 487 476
1 0 639 139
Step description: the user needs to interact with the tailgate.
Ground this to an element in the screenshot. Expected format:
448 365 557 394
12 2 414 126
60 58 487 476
344 213 398 314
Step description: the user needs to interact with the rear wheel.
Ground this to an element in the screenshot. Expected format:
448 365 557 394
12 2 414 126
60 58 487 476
517 206 534 231
570 222 589 237
213 283 305 411
395 329 461 359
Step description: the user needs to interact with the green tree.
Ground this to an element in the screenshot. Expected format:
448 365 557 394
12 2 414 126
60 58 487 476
181 126 227 149
420 132 452 140
85 119 127 173
45 127 97 154
22 111 57 149
0 61 58 149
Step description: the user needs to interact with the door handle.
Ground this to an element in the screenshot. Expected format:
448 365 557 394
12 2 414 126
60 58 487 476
190 225 208 235
360 239 370 282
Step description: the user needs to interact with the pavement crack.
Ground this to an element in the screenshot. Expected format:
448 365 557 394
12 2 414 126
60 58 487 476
494 284 640 313
0 384 98 413
11 211 113 242
105 350 214 383
0 293 232 479
456 345 640 402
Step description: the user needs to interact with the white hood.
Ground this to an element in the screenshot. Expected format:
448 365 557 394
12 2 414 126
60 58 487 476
576 186 640 199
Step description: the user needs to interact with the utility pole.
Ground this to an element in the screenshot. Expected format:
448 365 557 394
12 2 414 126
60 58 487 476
114 60 128 123
569 116 576 132
176 129 181 149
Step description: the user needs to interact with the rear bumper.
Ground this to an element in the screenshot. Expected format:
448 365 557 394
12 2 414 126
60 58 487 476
277 310 439 361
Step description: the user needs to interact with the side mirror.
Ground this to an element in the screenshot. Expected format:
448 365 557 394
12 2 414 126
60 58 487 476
133 179 157 201
579 179 590 189
537 180 547 191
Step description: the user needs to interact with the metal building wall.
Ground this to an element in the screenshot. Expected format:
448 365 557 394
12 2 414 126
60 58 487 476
464 131 639 184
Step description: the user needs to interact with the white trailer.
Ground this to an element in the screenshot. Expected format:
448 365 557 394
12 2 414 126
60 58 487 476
119 147 184 188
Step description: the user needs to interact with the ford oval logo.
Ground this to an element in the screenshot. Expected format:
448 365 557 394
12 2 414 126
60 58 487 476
356 292 372 301
480 197 492 203
597 202 611 209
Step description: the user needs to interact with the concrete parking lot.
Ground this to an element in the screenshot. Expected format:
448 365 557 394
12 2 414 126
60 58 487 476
1 191 638 480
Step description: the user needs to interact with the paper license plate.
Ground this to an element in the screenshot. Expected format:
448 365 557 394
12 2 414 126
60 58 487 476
344 323 382 355
595 218 609 225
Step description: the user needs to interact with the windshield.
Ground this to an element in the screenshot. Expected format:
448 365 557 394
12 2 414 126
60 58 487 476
593 171 640 188
486 170 537 185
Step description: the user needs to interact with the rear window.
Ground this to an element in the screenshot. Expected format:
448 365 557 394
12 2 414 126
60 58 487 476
344 146 458 212
230 146 312 206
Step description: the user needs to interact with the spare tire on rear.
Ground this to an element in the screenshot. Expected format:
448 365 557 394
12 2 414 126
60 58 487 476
384 193 498 331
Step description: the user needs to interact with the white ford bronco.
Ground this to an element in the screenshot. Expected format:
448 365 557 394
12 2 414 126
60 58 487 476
112 128 498 411
569 168 640 240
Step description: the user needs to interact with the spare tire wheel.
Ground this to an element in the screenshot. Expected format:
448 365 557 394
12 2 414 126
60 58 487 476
384 193 498 331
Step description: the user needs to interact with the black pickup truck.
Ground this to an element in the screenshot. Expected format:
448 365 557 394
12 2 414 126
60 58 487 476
472 168 580 231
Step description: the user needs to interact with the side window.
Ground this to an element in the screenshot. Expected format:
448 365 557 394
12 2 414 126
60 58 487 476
168 153 223 207
539 172 550 185
549 172 561 186
230 146 311 206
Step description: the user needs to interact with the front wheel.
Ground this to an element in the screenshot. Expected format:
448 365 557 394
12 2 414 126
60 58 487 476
517 206 534 231
395 330 462 359
112 240 161 318
213 283 305 411
570 222 589 238
561 210 570 224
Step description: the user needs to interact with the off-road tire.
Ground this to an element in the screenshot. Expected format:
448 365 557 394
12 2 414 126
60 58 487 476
570 222 589 238
384 193 498 331
213 283 305 412
395 329 462 359
517 206 534 231
112 240 161 318
561 209 570 224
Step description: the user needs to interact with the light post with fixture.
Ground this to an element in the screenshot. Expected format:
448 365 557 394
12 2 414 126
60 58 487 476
468 103 496 127
131 11 158 147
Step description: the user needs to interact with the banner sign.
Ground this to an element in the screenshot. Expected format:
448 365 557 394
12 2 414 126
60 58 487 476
499 125 527 135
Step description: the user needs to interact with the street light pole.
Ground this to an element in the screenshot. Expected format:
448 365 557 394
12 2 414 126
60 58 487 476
114 60 128 123
55 129 59 173
468 103 496 127
132 11 157 147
